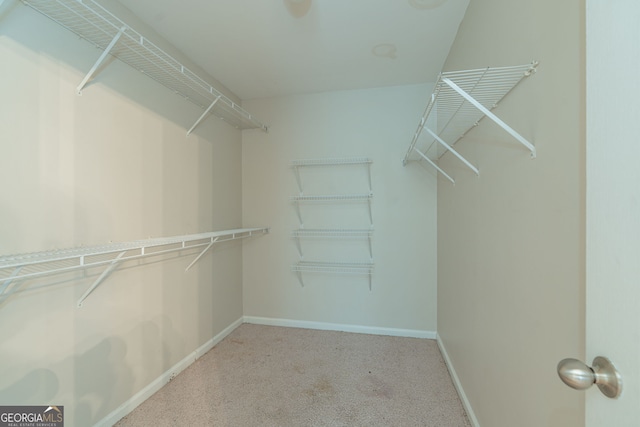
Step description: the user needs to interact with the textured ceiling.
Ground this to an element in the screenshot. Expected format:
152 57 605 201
115 0 469 99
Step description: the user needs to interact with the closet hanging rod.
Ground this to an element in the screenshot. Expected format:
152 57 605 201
21 0 268 132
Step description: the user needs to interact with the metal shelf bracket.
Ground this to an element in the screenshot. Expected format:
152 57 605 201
185 236 219 271
424 127 479 176
187 95 221 136
77 26 126 95
77 251 126 307
0 266 23 304
442 77 536 158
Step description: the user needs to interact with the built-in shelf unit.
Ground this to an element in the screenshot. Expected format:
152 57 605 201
290 158 374 288
21 0 268 134
0 228 269 307
403 62 538 183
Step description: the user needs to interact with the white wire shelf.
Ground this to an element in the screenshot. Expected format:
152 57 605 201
403 62 538 184
291 261 374 288
21 0 268 133
291 158 372 167
0 227 269 307
291 229 374 259
291 229 373 238
291 193 374 227
292 157 373 194
291 194 373 202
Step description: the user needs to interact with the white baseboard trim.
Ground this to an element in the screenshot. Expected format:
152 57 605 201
96 317 244 427
436 334 480 427
243 316 437 339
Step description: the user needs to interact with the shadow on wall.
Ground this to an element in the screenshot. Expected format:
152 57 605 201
0 335 131 424
0 316 184 426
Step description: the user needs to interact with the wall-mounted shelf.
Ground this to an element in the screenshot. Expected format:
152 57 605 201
403 62 538 184
292 261 374 289
291 194 373 202
291 158 372 193
21 0 268 133
291 193 374 227
292 228 373 259
289 157 374 288
0 227 269 307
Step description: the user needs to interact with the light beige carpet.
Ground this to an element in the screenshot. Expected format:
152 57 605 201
115 324 471 426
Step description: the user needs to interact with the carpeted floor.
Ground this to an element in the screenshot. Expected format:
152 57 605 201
115 324 471 426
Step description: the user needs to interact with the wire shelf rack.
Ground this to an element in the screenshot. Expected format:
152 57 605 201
291 229 373 238
403 62 538 183
291 194 373 202
22 0 268 132
292 261 374 288
0 227 269 306
290 158 372 167
291 229 374 259
291 157 373 194
291 194 374 227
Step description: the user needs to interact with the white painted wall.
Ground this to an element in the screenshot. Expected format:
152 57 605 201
242 85 438 333
0 3 244 425
436 0 584 426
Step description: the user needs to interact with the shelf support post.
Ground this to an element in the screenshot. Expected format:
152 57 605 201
185 237 219 271
442 77 536 158
187 95 221 136
77 26 126 95
424 128 479 176
77 251 127 307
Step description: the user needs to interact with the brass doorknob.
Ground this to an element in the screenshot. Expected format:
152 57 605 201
557 356 622 399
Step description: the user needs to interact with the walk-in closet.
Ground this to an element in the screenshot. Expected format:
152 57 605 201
1 0 620 426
